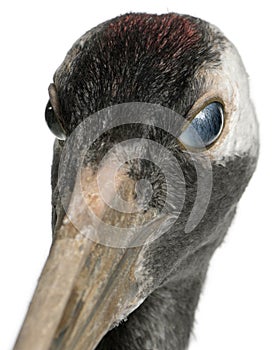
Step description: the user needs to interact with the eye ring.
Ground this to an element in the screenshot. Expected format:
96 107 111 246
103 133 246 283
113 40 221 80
45 83 67 140
179 101 224 149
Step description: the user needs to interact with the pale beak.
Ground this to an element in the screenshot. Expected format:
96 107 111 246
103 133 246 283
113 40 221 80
13 163 150 350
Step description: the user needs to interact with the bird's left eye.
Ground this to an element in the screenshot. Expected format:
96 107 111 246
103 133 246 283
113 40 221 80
45 100 67 140
179 102 224 148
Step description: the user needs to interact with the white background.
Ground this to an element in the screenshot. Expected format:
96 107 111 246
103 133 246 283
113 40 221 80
0 1 271 349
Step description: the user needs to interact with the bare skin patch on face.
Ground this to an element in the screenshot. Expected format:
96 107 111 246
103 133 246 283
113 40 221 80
106 13 201 52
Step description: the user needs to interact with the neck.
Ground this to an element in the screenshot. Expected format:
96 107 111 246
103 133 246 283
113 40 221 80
96 271 206 350
95 220 229 350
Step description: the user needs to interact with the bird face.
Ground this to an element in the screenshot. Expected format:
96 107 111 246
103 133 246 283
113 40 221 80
14 13 258 350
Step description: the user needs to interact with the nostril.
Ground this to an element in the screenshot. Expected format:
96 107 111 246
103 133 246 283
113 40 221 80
135 179 153 210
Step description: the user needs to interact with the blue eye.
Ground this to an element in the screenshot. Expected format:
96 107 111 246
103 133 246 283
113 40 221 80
179 102 224 148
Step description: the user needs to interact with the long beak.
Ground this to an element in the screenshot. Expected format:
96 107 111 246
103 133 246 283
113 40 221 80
13 164 147 350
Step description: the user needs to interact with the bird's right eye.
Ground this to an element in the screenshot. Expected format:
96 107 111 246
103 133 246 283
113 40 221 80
45 100 67 140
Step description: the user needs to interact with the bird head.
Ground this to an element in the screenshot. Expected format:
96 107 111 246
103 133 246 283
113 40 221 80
14 13 258 350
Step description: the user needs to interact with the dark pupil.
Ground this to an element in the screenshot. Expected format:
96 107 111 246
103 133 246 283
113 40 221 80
45 101 54 126
45 100 66 140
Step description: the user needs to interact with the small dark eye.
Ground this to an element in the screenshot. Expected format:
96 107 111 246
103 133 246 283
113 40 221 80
45 100 66 140
179 102 224 148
